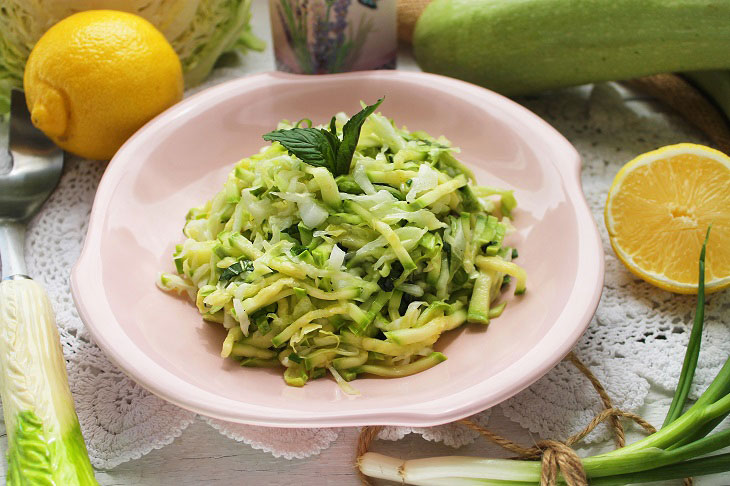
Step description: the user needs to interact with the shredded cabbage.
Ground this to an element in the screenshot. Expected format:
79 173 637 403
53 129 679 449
158 104 526 388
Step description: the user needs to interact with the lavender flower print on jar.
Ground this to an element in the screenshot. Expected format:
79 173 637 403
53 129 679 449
270 0 396 74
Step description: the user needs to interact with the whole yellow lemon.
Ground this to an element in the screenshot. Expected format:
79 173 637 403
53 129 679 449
23 10 183 160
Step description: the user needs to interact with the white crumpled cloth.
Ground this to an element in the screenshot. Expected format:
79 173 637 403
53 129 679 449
1 67 729 468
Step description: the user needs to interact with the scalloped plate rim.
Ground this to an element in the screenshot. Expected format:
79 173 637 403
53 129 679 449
70 70 604 427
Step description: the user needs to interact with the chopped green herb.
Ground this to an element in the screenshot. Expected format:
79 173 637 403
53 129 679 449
263 98 384 177
219 259 254 281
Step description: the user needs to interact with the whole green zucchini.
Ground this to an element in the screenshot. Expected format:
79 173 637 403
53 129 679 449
413 0 730 96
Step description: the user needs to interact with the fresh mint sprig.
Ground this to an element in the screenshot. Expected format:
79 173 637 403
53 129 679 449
263 98 384 177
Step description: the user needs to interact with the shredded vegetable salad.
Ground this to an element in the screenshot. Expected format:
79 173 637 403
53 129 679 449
158 99 526 391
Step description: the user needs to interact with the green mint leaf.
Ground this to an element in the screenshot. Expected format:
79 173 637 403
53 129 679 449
319 127 341 160
220 262 242 281
335 98 384 176
219 259 254 281
263 128 336 171
262 98 384 176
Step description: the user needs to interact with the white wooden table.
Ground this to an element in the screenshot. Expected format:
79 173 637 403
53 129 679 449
6 405 723 485
1 3 728 484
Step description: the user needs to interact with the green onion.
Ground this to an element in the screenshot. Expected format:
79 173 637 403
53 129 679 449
662 225 711 427
360 230 730 484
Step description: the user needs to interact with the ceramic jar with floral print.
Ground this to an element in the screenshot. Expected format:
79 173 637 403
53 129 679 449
269 0 396 74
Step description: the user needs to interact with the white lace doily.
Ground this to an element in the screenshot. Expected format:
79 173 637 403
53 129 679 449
2 74 728 469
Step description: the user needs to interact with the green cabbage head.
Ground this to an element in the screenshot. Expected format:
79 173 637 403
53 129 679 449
0 0 264 113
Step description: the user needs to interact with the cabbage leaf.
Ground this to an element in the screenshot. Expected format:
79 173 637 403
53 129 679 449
0 0 263 113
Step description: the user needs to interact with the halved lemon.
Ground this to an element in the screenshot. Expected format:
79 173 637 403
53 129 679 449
605 143 730 294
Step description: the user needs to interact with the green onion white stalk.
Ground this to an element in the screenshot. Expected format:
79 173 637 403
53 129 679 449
360 228 730 484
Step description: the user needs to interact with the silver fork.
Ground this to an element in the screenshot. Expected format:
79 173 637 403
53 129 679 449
0 90 64 279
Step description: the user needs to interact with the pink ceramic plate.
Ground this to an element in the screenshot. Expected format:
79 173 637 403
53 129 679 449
71 71 603 427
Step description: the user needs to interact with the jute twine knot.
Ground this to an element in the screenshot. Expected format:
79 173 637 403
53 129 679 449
535 440 586 486
356 352 693 486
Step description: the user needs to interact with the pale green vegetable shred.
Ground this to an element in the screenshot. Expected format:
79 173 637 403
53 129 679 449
158 104 525 390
